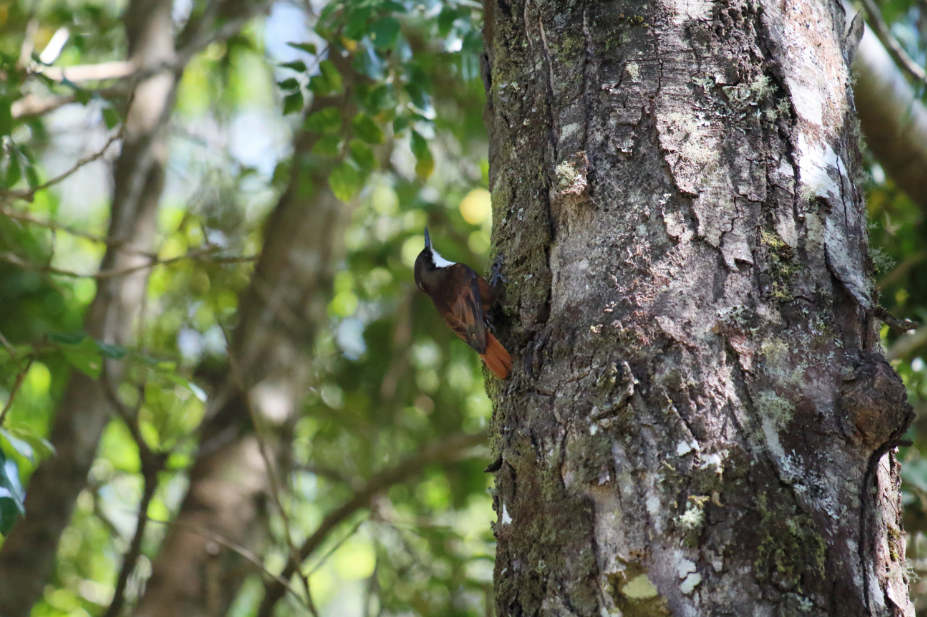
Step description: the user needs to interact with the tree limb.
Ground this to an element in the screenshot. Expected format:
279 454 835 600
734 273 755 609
853 18 927 214
860 0 927 86
256 430 489 617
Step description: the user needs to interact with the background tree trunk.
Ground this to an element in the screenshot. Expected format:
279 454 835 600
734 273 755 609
482 0 914 615
0 1 178 612
132 60 357 616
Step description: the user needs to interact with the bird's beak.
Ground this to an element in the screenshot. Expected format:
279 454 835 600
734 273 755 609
424 227 432 249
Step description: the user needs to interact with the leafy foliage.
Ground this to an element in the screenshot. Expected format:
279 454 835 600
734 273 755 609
2 0 926 614
0 0 494 615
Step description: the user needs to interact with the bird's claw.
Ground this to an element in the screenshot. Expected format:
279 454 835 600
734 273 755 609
489 253 507 287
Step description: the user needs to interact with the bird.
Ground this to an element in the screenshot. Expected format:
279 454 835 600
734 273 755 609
414 228 512 379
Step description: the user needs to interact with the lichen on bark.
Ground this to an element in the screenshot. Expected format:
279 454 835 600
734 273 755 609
482 0 914 615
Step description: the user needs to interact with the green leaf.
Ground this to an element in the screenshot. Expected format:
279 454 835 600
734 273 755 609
95 341 127 359
0 98 11 137
344 6 372 40
370 17 401 50
312 135 342 157
2 426 54 461
61 337 103 379
393 116 410 133
362 84 393 115
352 113 384 144
279 60 307 72
329 161 363 202
102 107 120 130
411 130 434 179
304 108 342 134
166 374 208 402
317 60 343 95
24 165 39 189
283 91 304 115
410 129 429 158
0 452 25 535
73 87 91 106
287 42 317 55
438 7 460 36
48 332 87 345
0 493 20 535
5 154 21 188
277 78 300 91
0 429 33 464
349 139 377 171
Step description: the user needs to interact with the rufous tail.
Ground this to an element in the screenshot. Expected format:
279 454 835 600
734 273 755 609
480 333 512 379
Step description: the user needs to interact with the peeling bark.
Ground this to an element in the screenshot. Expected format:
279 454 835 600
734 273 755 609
483 0 913 615
0 2 179 613
132 57 358 617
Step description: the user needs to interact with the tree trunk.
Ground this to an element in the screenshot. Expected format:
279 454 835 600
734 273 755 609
0 1 178 612
482 1 914 615
132 56 358 617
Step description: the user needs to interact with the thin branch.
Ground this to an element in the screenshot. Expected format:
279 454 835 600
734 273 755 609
31 60 136 83
17 19 38 70
100 374 167 617
0 356 34 427
221 324 319 617
0 245 257 280
886 325 927 361
861 0 927 86
0 131 123 204
877 250 927 290
873 305 918 333
10 1 270 122
306 516 367 576
0 331 20 364
1 206 121 248
102 452 162 617
143 514 307 605
256 429 489 617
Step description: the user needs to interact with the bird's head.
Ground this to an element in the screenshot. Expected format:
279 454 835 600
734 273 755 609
414 228 456 292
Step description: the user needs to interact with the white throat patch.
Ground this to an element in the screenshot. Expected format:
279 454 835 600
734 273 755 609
431 248 455 268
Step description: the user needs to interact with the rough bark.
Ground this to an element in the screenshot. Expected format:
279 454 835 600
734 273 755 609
0 2 178 613
131 56 358 617
482 0 914 615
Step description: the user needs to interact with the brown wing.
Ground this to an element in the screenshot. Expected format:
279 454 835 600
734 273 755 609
441 265 487 354
476 275 495 314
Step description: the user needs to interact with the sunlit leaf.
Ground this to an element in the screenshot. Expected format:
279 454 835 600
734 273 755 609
305 107 342 134
329 161 363 202
102 107 120 130
349 139 377 171
312 134 342 157
287 42 317 55
411 130 435 179
166 374 208 402
0 428 34 464
370 17 401 50
277 78 300 91
352 113 384 144
2 426 55 462
283 91 304 115
309 60 342 96
279 60 307 72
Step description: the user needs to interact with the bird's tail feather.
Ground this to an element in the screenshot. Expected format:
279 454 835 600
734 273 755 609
480 333 512 379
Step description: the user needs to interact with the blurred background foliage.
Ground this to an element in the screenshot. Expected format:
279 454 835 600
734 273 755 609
1 0 927 615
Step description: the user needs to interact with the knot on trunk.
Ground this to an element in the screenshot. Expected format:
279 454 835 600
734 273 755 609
838 352 913 447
